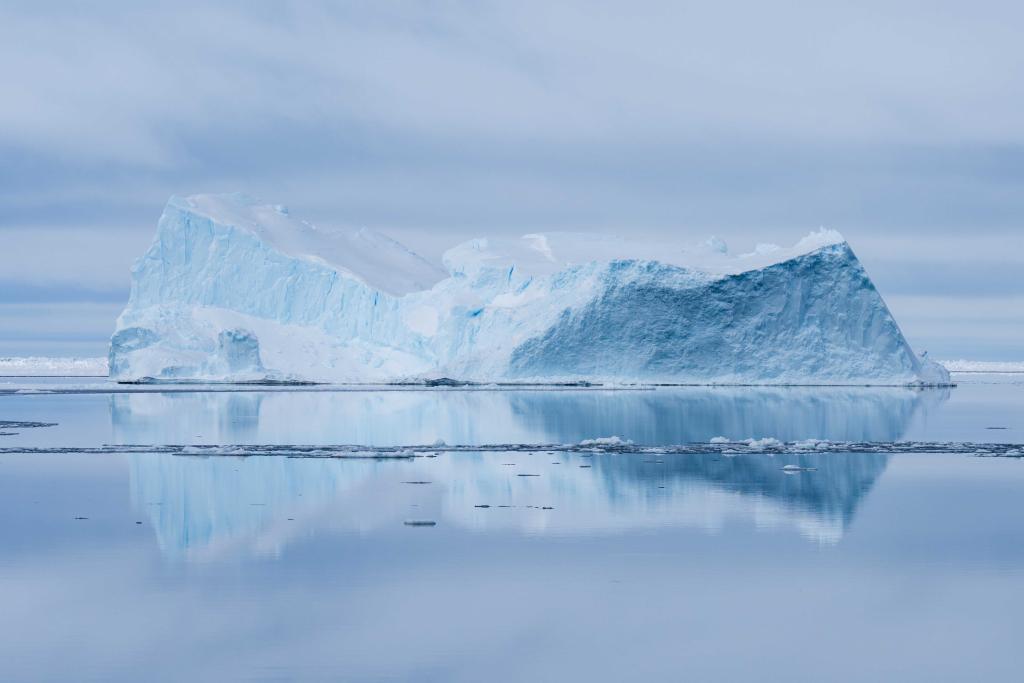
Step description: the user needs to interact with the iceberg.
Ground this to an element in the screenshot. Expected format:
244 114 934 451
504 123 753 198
109 193 949 385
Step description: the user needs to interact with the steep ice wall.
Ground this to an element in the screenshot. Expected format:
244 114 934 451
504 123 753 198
110 194 949 385
509 246 923 383
111 194 445 380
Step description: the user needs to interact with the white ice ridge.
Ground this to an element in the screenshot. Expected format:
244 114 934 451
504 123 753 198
0 356 108 376
109 193 950 385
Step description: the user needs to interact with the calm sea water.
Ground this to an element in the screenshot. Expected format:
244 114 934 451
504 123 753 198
1 376 1022 681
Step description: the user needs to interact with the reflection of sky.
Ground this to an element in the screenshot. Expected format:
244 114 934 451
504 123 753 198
3 381 1024 680
4 451 1024 682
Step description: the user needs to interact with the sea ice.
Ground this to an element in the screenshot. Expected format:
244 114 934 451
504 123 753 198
0 356 108 377
579 436 634 447
940 360 1024 373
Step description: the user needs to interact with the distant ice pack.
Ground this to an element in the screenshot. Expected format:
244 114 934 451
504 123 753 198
109 194 949 385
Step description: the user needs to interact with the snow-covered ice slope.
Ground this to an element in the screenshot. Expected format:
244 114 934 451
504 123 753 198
109 194 949 385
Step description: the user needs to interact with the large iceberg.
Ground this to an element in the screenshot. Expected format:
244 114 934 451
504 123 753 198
110 194 949 385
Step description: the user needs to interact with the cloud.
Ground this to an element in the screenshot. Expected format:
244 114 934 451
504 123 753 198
4 1 1024 169
1 1 1022 357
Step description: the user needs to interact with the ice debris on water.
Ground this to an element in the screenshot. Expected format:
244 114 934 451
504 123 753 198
3 440 1024 457
0 420 58 429
579 436 634 447
180 445 248 455
792 439 833 450
742 437 783 449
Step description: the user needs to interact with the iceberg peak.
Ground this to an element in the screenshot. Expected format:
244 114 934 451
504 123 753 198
161 193 446 296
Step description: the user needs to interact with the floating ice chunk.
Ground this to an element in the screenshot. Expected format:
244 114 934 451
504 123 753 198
710 436 730 444
793 439 832 450
579 436 634 447
743 437 784 449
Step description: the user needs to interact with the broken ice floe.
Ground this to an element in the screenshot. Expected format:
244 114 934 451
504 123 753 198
0 420 58 429
578 436 634 447
2 439 1024 457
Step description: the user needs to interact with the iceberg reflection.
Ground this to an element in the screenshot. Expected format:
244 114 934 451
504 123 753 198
116 387 946 557
128 449 887 557
111 386 948 446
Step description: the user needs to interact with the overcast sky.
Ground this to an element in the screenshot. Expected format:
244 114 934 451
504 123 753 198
2 1 1022 358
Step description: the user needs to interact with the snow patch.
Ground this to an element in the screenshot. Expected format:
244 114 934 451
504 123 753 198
166 194 446 296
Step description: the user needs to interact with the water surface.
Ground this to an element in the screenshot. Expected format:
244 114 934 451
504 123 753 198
1 377 1022 681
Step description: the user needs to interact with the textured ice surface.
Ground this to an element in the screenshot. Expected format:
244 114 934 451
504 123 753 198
110 194 949 385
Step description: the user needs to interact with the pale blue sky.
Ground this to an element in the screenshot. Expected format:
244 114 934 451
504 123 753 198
1 1 1022 358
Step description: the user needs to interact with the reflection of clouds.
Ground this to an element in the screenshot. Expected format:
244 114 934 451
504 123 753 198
112 386 949 446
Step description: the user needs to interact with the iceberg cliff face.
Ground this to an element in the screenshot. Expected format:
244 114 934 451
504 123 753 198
110 194 949 385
